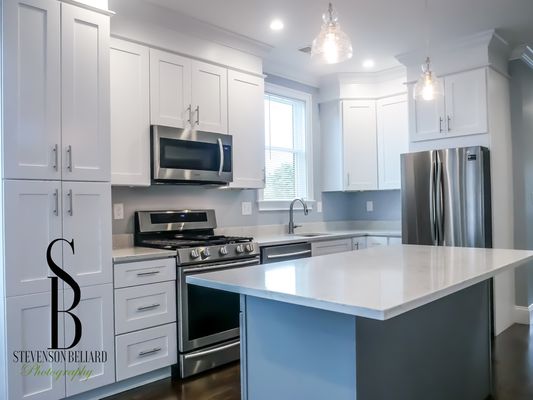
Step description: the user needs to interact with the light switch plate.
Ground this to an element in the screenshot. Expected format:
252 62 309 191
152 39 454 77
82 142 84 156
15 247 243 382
241 202 252 216
366 201 374 212
317 201 323 213
113 203 124 220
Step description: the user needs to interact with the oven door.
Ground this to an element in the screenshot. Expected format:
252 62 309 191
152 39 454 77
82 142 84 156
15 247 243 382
178 257 260 352
152 125 233 184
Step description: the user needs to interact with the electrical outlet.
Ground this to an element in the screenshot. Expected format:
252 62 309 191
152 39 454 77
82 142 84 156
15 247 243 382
241 202 252 216
317 201 323 213
113 203 124 220
366 201 374 212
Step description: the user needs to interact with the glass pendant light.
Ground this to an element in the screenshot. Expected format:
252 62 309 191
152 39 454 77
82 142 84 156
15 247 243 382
311 3 353 64
413 0 443 101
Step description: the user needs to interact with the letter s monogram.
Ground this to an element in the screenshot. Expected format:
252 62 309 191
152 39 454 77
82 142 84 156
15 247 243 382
47 238 83 349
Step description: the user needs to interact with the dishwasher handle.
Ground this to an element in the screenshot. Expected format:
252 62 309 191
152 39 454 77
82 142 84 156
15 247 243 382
261 242 312 264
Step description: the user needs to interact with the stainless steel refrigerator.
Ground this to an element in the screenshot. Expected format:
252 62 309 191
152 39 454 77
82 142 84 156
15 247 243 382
401 146 492 248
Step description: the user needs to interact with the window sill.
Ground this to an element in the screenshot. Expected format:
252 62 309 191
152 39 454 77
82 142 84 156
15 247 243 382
257 200 316 212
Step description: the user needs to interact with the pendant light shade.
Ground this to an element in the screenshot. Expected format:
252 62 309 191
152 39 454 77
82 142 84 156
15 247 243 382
413 57 443 101
311 3 353 64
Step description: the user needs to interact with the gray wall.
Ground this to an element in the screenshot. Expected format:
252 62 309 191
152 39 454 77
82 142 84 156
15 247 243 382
111 74 402 234
510 59 533 306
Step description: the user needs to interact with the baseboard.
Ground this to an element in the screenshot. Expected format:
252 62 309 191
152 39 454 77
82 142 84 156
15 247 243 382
514 305 532 325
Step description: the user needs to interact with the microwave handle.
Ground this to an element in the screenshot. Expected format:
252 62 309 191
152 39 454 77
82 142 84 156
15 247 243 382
218 138 224 176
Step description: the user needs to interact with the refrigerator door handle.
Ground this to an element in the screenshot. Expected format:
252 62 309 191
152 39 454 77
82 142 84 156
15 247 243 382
435 153 444 245
429 151 437 245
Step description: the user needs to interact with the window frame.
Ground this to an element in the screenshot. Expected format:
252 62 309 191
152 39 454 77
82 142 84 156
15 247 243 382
258 83 314 211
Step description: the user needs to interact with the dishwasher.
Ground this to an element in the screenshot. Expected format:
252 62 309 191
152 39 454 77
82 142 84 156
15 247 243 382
261 242 312 264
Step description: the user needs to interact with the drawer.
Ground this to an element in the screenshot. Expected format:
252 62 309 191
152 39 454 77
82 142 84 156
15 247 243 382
114 258 176 288
115 281 176 335
366 236 389 247
115 323 177 381
352 237 367 250
311 238 352 257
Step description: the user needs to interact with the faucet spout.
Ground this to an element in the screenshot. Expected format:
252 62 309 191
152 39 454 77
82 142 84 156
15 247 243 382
288 198 309 234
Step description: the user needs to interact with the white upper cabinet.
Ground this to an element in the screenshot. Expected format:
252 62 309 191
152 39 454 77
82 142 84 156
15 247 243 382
61 4 110 182
62 182 112 287
7 292 65 400
65 284 115 396
228 70 265 189
3 0 61 180
191 60 228 133
4 180 62 296
342 100 378 191
377 95 409 189
444 69 488 135
409 68 488 142
150 49 192 128
110 38 151 186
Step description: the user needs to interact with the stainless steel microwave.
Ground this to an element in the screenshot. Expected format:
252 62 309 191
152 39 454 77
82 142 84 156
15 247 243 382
151 125 233 184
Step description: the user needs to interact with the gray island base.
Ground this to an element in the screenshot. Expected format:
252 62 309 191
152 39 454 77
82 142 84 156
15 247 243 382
187 245 533 400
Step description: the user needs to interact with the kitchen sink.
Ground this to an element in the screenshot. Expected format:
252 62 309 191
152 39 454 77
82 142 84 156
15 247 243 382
296 233 330 237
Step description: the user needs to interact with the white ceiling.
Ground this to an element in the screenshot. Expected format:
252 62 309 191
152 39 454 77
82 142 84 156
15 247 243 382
145 0 533 83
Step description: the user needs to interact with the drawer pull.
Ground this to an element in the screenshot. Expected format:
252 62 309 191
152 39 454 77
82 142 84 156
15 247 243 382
136 271 160 277
137 303 161 312
139 347 162 357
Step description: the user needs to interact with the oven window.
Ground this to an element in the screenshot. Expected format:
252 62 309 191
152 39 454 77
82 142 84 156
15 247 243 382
187 284 240 340
160 138 231 172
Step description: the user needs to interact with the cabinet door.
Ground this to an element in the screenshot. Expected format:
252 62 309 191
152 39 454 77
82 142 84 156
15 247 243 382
377 95 409 189
228 70 265 189
4 180 63 296
3 0 61 180
62 4 110 182
62 182 112 286
110 38 150 186
388 237 402 245
65 284 115 396
311 239 352 256
444 69 488 136
342 100 378 190
408 80 445 142
191 60 228 134
366 236 388 247
150 49 192 128
352 237 367 250
7 292 65 400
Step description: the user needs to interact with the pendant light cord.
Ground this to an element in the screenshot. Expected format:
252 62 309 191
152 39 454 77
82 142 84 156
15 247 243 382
424 0 430 57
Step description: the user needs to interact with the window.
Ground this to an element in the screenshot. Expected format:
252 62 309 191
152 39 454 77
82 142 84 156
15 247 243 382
259 84 313 210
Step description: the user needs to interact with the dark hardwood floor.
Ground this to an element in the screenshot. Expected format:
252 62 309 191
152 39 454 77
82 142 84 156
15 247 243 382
106 324 532 400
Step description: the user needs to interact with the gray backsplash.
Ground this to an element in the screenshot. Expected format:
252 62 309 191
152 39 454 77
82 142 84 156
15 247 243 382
111 186 401 234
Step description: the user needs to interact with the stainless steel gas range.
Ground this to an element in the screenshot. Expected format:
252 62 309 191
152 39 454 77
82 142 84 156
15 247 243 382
134 209 259 378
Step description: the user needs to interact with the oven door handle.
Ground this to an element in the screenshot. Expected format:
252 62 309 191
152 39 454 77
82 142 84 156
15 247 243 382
217 138 224 176
266 249 312 260
183 258 259 274
183 340 240 360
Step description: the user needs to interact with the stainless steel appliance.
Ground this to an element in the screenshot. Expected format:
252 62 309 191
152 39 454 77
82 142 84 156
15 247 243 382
135 210 259 378
261 242 312 264
401 146 492 247
151 125 233 184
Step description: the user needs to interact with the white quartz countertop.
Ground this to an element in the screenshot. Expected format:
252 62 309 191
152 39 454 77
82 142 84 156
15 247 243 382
112 247 176 264
187 245 533 320
255 229 401 247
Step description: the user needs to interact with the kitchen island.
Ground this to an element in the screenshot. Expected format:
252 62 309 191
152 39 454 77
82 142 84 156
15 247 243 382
187 245 533 400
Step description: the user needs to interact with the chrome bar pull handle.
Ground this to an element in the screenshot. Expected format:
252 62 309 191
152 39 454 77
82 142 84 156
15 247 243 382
439 117 444 133
195 105 200 125
217 138 224 176
53 189 59 216
187 104 192 125
447 116 452 132
136 271 160 277
139 347 162 357
66 145 73 172
52 144 58 170
67 189 73 216
137 303 160 312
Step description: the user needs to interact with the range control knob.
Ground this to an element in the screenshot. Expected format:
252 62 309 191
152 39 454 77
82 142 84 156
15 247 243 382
245 243 255 253
190 249 200 259
235 244 245 254
201 248 211 258
219 246 228 256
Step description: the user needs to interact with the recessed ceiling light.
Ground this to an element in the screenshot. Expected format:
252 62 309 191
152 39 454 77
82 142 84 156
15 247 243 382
362 59 375 68
270 19 284 31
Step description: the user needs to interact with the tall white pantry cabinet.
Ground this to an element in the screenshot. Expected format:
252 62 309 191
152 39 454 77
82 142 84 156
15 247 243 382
1 1 114 399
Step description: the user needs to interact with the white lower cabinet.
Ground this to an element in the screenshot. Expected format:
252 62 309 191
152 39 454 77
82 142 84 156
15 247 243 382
311 238 353 256
366 236 389 248
114 281 176 335
388 237 402 245
352 237 367 250
64 284 115 396
114 258 176 289
7 292 65 400
115 323 177 382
